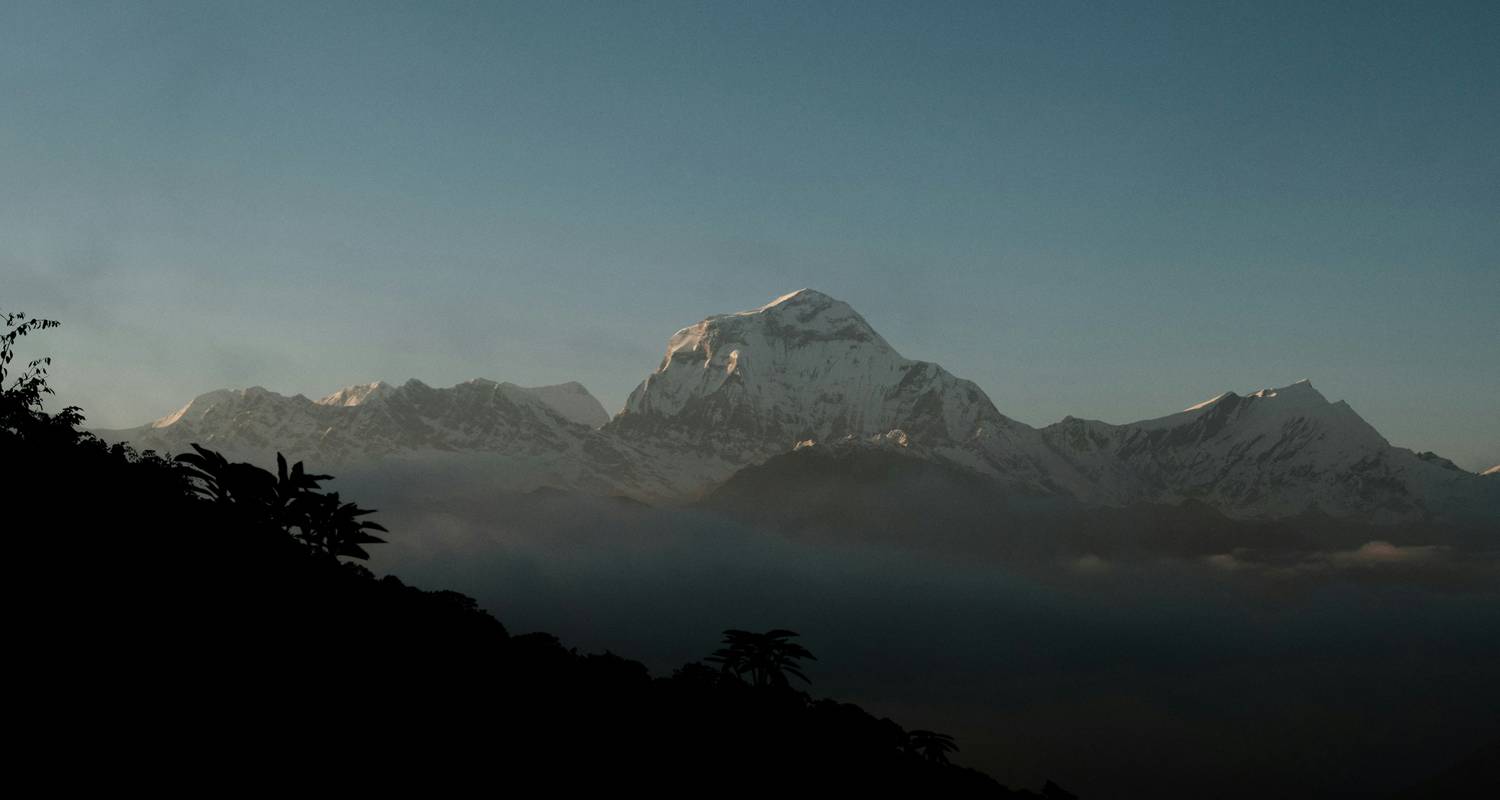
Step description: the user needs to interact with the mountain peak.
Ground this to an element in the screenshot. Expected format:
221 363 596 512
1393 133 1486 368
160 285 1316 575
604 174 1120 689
518 381 610 427
1249 379 1326 404
318 381 392 407
149 386 292 428
719 289 891 350
755 288 833 311
614 289 1009 457
645 290 894 380
1182 391 1236 413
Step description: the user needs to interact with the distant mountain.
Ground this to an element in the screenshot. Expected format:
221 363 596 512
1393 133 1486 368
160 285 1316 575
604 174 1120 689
96 379 686 498
106 379 607 460
100 290 1499 522
604 289 1495 519
1038 380 1495 521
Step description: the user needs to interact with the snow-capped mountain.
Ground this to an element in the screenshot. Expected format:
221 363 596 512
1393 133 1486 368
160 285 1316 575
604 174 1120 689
603 289 1059 494
1039 380 1493 521
99 289 1497 521
612 289 1010 449
103 377 707 498
110 378 608 460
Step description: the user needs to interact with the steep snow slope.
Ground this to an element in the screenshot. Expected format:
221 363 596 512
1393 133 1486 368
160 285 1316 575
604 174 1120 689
521 382 611 427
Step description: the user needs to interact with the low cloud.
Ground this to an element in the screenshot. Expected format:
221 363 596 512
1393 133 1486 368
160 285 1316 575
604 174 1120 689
1202 541 1460 579
1328 540 1445 566
1070 554 1112 574
1204 552 1248 572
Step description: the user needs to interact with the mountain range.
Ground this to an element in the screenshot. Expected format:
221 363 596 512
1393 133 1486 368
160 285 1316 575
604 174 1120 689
101 289 1498 524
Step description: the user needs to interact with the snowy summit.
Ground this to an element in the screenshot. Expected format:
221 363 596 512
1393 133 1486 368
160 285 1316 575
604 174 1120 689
612 289 1013 455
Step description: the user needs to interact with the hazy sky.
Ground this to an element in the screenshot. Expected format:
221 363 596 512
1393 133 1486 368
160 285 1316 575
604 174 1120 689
3 1 1496 469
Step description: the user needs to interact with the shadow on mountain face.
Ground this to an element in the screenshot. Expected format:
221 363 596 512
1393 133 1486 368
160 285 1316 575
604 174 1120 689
332 456 1500 800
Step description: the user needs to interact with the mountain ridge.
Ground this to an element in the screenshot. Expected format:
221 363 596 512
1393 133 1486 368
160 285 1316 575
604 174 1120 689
98 290 1499 522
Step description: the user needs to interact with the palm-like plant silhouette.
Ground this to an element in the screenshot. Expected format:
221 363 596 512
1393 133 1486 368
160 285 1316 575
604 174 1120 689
176 444 387 561
705 629 816 689
904 729 959 764
292 486 389 561
176 445 283 509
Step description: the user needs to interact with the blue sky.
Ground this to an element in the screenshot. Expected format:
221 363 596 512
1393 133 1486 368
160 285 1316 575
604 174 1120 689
3 1 1496 469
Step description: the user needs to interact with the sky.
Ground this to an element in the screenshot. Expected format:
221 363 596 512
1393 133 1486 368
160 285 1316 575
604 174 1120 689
2 1 1497 470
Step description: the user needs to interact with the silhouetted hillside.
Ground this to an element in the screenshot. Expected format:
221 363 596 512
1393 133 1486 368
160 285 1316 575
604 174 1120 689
4 311 1062 794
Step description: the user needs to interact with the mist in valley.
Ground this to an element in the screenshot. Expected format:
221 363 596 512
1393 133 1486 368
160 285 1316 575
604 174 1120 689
338 460 1500 799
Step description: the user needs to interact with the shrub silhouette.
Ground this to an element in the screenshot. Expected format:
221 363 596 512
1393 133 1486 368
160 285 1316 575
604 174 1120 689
705 628 817 689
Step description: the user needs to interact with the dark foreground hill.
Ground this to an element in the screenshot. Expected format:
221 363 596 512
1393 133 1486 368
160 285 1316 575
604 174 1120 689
4 312 1062 795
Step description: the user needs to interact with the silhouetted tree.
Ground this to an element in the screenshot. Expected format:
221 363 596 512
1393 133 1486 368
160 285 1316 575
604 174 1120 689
293 484 389 561
2 311 82 436
176 444 386 561
906 729 959 764
706 628 816 689
176 443 282 509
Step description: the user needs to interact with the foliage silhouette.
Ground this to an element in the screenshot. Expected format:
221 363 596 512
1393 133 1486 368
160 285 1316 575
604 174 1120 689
5 310 1077 797
705 628 817 689
906 729 960 764
176 445 387 561
2 310 82 436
